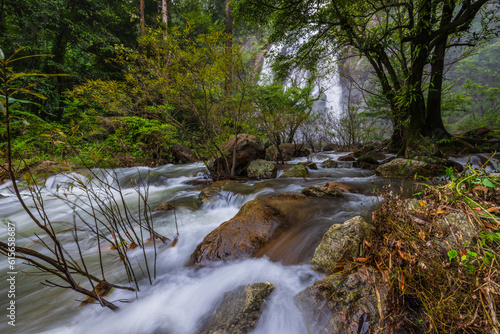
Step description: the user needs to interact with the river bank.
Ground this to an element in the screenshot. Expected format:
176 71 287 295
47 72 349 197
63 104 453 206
0 150 498 333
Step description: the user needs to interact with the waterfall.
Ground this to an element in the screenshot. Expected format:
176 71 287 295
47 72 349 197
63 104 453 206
259 40 343 134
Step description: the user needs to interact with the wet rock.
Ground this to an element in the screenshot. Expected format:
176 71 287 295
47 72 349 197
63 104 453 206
189 193 311 265
197 180 239 205
352 145 376 158
302 183 345 198
246 159 277 179
170 144 196 164
198 282 275 334
153 202 175 212
337 154 356 162
279 164 309 178
298 161 318 170
310 216 375 273
265 143 310 162
376 157 462 179
295 267 388 334
321 159 338 168
357 155 378 165
357 155 380 170
212 134 265 177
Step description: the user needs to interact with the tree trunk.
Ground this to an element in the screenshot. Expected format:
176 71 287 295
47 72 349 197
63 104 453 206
162 0 168 39
140 0 145 36
424 37 450 140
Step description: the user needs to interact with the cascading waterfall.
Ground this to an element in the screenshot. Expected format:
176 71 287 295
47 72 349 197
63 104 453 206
259 39 344 141
0 152 389 334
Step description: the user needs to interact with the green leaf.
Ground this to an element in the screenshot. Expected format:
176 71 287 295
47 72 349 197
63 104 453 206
447 249 458 261
482 178 496 188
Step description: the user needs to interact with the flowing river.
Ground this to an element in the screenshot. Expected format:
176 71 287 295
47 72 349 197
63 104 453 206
0 152 494 334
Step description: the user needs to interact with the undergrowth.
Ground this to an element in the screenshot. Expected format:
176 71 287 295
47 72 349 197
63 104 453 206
369 161 500 333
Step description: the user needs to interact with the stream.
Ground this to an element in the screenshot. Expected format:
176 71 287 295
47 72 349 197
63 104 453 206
0 152 495 334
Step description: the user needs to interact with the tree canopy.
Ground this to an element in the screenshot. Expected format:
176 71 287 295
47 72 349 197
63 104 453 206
233 0 500 154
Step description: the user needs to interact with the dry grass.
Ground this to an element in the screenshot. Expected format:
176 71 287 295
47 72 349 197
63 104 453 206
367 165 500 333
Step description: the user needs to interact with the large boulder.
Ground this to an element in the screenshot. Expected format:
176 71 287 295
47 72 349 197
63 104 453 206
265 143 310 162
212 134 265 177
189 193 311 265
170 144 196 164
246 159 277 179
295 267 388 334
198 282 275 334
279 164 309 178
376 157 462 179
310 216 375 273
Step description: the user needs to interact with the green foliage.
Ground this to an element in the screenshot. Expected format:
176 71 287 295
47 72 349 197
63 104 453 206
102 116 179 163
251 82 315 145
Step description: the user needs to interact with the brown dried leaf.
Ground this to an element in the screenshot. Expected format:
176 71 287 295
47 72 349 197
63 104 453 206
409 214 428 225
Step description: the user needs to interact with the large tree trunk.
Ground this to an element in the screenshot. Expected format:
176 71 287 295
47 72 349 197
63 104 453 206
162 0 168 39
424 1 454 140
140 0 145 36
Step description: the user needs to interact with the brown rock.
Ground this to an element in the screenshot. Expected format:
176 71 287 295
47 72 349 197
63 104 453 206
337 154 356 161
153 202 175 212
170 144 196 164
189 193 312 266
213 134 265 177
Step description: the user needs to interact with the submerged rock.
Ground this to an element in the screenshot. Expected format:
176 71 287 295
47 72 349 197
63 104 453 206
189 193 311 265
198 282 275 334
310 216 375 273
246 159 277 179
295 267 388 334
279 164 309 178
197 180 240 205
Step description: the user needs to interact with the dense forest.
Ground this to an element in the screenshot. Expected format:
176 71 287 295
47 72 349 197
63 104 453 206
1 0 499 175
1 1 500 333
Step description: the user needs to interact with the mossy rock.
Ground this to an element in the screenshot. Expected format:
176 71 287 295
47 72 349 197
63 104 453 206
310 216 374 272
321 159 338 168
246 159 277 179
279 164 309 178
302 184 344 198
295 267 388 333
357 155 378 165
298 161 318 170
198 282 276 334
376 158 442 178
